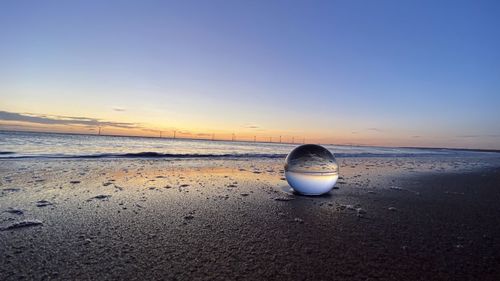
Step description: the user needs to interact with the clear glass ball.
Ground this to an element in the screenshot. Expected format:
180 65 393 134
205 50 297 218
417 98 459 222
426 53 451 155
284 144 339 195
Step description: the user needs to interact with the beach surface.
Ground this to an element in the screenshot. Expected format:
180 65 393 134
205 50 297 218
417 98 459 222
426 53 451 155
1 156 500 280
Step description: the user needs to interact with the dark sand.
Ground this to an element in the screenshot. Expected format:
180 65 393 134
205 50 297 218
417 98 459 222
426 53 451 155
1 158 500 280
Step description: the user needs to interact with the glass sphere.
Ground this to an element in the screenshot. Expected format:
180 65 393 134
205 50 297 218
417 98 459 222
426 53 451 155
284 144 339 195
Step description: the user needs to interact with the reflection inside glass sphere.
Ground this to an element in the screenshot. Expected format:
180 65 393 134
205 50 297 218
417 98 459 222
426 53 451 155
284 144 339 195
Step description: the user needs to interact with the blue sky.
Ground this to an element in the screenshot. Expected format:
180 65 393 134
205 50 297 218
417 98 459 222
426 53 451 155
1 0 499 148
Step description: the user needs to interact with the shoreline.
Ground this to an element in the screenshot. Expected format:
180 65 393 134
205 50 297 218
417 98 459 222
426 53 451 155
1 158 500 280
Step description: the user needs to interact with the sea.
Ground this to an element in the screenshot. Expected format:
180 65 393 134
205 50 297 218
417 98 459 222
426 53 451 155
1 131 496 160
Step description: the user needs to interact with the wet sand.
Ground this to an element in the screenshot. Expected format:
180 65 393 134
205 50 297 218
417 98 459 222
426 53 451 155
1 157 500 280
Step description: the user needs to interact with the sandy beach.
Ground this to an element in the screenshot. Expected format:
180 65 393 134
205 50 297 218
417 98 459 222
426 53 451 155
2 0 499 279
1 156 500 280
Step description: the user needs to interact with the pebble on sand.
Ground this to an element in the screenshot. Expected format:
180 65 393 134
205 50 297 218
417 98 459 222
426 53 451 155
70 181 81 184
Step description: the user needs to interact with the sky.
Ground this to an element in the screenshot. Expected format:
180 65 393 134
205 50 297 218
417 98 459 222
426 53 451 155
1 0 499 149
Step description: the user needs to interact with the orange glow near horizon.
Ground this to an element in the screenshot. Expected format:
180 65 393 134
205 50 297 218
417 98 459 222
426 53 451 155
2 115 494 150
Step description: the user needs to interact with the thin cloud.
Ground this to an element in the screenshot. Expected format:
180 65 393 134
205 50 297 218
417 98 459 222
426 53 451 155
367 127 383 132
113 107 126 112
242 123 260 129
196 133 212 137
141 128 161 133
456 134 500 138
0 111 140 129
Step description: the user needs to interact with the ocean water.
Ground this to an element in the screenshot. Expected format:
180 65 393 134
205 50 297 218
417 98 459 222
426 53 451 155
0 131 495 159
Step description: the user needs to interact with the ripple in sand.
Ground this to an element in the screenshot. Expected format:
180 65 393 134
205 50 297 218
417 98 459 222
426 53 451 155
273 197 294 202
36 200 53 207
2 188 21 192
445 191 465 195
1 219 43 231
4 208 24 215
389 186 420 195
87 195 111 201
